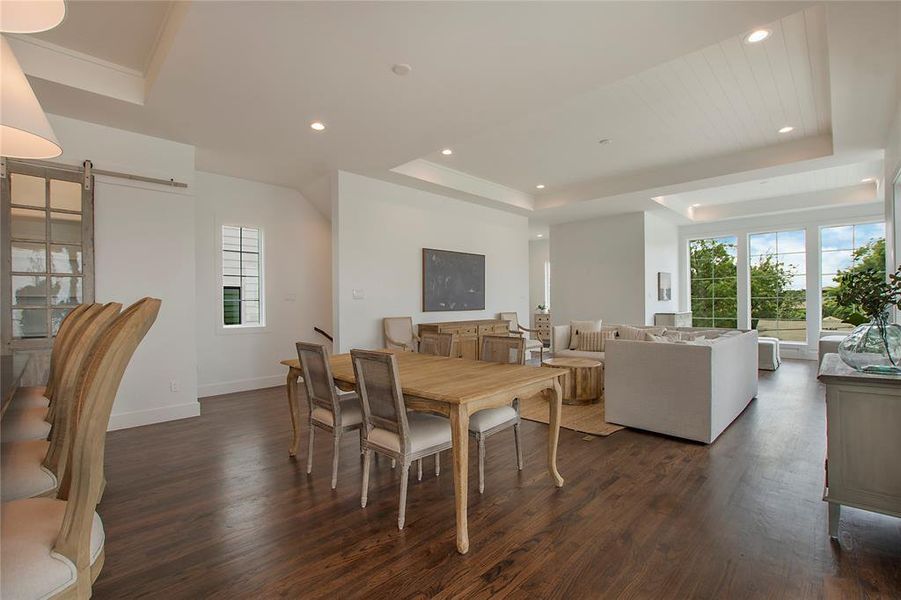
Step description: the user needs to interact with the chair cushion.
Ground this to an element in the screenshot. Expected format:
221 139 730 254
1 439 56 502
468 406 517 433
10 393 50 411
524 338 543 350
0 498 104 600
1 408 51 443
312 396 362 427
368 412 451 454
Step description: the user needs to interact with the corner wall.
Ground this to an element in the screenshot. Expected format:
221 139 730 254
644 211 681 324
333 171 530 352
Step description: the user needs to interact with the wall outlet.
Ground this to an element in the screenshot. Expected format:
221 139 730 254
170 380 179 393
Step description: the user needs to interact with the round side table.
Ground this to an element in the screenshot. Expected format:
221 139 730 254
541 357 603 405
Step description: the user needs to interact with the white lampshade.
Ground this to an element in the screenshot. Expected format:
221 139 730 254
0 1 66 34
1 34 61 158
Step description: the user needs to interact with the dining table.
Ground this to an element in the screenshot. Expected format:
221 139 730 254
281 350 565 554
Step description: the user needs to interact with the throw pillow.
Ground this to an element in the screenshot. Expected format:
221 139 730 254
578 329 616 352
569 319 603 350
617 325 650 341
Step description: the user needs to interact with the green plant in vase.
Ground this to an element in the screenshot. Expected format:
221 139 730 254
834 266 901 374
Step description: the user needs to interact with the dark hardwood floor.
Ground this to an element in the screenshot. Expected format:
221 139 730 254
92 360 901 599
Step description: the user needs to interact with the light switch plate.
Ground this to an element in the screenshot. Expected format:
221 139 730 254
352 289 365 300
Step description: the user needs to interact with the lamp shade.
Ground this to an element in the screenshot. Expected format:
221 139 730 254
1 34 61 158
0 1 66 34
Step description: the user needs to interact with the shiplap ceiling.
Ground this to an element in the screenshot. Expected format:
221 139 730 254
431 6 832 192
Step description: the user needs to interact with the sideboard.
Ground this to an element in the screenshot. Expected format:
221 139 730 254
418 319 510 360
818 353 901 539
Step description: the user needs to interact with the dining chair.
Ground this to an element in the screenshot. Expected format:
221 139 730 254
499 311 544 362
470 335 525 493
1 302 122 502
383 316 419 352
296 342 364 489
352 349 452 529
1 297 161 600
418 331 454 357
1 303 105 444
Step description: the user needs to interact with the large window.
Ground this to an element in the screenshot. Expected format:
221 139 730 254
221 225 263 327
749 230 806 342
689 236 738 328
2 164 94 350
821 223 885 332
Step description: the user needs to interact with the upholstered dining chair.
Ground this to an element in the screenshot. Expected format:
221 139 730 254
1 303 105 444
296 342 364 489
1 302 122 503
470 335 525 493
499 311 544 362
1 297 161 600
419 331 454 357
352 349 452 529
383 317 419 352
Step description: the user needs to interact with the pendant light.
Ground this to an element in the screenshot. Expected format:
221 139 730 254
0 1 66 34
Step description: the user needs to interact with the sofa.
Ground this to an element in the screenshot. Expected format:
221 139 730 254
604 329 759 443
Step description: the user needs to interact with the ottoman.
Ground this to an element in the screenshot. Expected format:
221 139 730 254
758 337 781 371
819 335 847 366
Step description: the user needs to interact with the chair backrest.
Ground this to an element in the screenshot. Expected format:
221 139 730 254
44 303 92 400
295 341 341 418
499 311 519 333
419 331 454 357
481 334 525 365
54 297 161 586
43 302 122 482
350 349 409 451
383 317 414 347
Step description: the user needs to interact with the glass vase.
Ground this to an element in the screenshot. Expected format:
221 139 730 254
838 322 901 374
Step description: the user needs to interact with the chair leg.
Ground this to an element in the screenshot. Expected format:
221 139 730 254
514 423 523 470
359 429 364 455
331 433 341 489
435 452 440 476
478 435 486 494
306 424 315 474
417 458 423 481
361 449 371 508
398 461 410 530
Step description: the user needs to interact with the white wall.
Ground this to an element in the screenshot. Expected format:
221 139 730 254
46 115 200 430
643 211 680 324
529 239 549 319
194 172 331 397
333 171 529 352
550 212 647 326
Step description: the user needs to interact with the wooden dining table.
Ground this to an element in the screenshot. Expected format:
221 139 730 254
281 350 565 554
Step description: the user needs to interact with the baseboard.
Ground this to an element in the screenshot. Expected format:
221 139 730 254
197 374 285 398
108 401 201 431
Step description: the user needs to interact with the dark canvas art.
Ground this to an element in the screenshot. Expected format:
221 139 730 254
422 248 486 311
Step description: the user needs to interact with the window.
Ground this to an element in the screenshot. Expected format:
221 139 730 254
689 236 737 328
750 230 806 342
221 225 263 327
2 164 94 349
821 222 885 332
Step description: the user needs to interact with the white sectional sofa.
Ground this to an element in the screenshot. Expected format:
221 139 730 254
604 329 759 443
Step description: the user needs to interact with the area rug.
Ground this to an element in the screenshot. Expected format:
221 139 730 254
519 395 625 437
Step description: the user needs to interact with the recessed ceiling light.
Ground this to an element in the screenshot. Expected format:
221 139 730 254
310 121 325 131
778 126 794 134
746 29 771 44
598 138 611 145
691 203 701 208
537 234 544 238
441 148 453 156
391 63 412 76
536 184 545 189
862 177 875 183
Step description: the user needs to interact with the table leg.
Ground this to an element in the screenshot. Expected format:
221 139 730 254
286 368 302 457
828 502 841 539
450 404 470 554
546 379 564 487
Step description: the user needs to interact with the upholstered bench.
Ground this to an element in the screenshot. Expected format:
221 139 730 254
819 335 847 366
758 337 781 371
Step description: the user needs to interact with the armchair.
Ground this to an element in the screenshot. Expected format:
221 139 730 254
383 317 420 352
499 311 544 361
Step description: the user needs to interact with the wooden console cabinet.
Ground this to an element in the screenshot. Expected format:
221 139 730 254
418 319 510 360
818 354 901 539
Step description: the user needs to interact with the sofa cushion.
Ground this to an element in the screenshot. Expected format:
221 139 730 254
617 325 651 341
555 349 606 361
568 320 602 349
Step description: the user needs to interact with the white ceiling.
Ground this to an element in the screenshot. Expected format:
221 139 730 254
14 1 901 225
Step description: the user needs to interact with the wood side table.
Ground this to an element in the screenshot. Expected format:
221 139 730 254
541 357 603 405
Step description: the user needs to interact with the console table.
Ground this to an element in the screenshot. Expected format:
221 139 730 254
818 353 901 538
418 319 510 360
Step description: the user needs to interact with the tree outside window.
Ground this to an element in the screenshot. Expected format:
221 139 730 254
689 236 738 329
